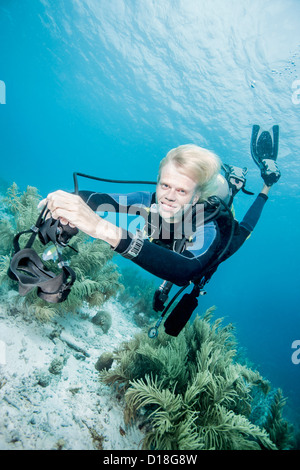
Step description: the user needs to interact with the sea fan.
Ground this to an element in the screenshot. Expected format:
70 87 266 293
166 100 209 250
100 309 294 450
0 183 124 320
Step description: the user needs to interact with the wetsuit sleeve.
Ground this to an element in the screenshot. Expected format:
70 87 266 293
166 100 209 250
240 193 268 232
114 222 219 286
78 190 153 215
226 193 268 257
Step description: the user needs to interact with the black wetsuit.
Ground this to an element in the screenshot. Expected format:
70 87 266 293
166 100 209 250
79 190 268 286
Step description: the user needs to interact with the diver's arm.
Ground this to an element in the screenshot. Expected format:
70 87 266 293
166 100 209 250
218 190 270 262
44 190 123 244
43 189 152 245
260 184 271 196
113 222 219 286
225 191 269 259
76 190 153 246
239 192 268 233
46 193 218 282
96 218 123 248
78 190 153 215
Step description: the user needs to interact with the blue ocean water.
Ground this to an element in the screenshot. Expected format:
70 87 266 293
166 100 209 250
0 0 299 430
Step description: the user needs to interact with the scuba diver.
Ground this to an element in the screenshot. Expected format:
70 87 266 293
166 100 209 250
8 125 281 337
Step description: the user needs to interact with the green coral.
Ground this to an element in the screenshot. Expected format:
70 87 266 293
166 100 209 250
91 309 112 334
100 307 294 450
264 389 295 450
0 183 123 320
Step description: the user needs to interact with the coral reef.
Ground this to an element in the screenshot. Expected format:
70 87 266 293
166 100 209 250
100 307 295 450
95 352 114 372
0 184 124 320
91 309 112 334
264 389 295 450
48 357 65 375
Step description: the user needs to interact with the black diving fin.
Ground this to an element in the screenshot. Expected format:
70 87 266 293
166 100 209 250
251 125 281 186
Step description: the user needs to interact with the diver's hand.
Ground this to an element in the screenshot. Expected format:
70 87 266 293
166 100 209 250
38 197 76 227
44 190 122 247
260 159 281 186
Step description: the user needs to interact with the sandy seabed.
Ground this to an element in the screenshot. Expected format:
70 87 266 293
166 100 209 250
0 294 144 450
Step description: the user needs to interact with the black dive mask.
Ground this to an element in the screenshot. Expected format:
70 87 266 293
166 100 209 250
8 205 77 303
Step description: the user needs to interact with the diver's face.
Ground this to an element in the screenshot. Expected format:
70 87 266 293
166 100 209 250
156 162 199 222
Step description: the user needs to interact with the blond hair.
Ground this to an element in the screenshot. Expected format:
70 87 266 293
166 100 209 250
158 144 221 201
